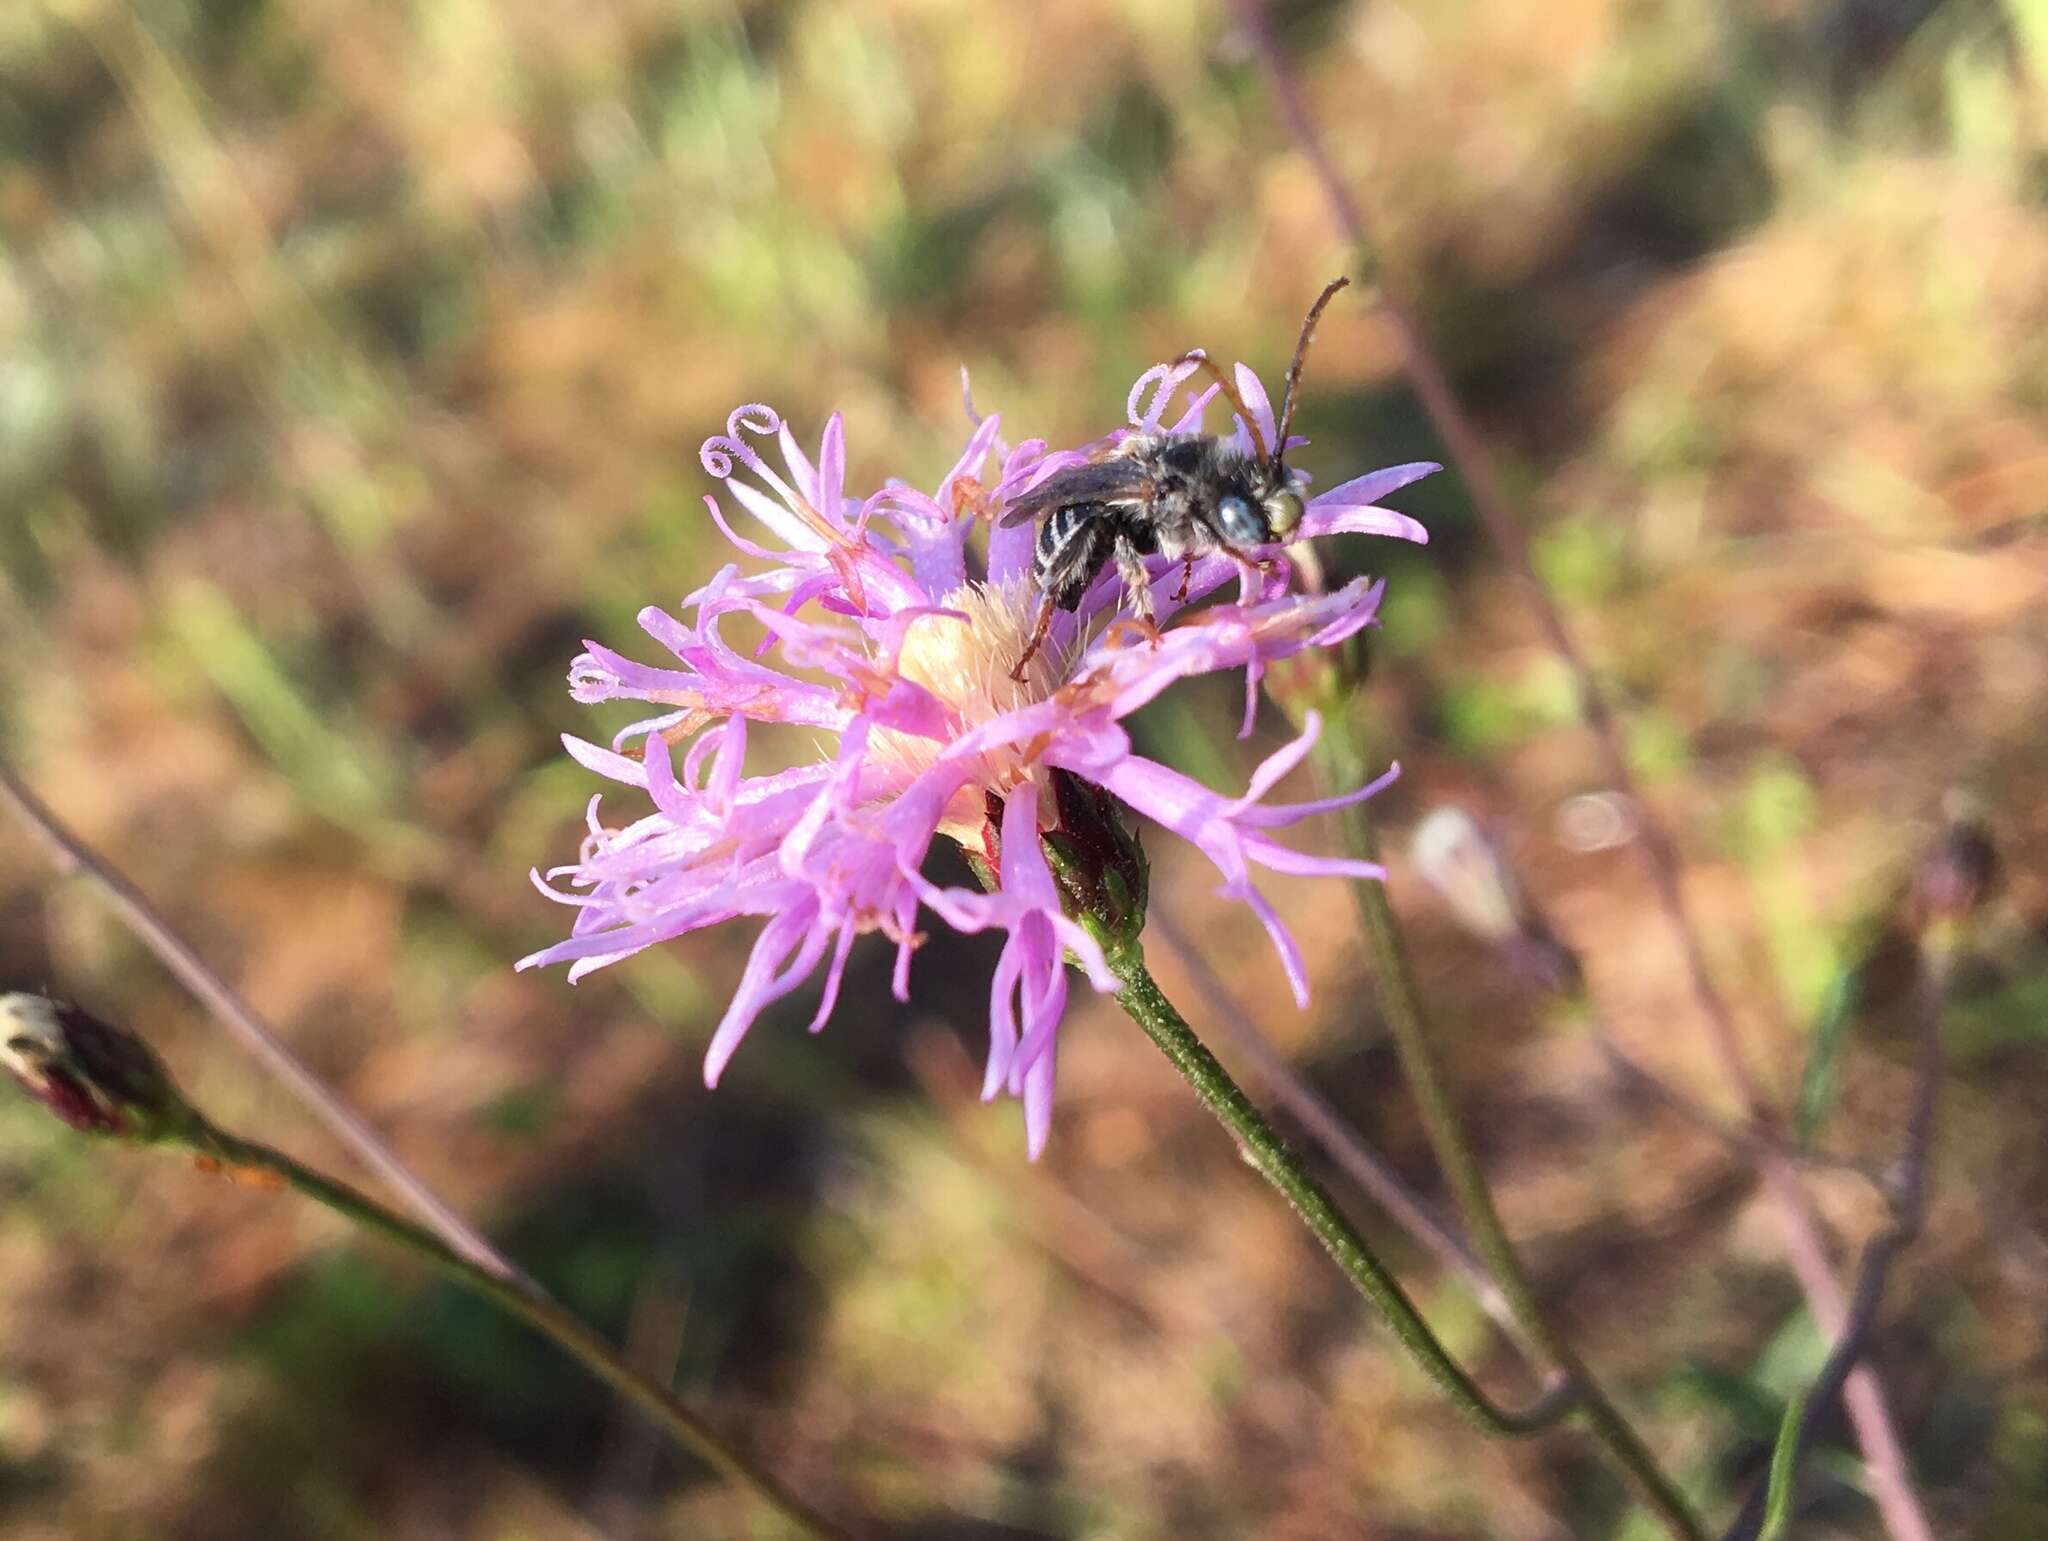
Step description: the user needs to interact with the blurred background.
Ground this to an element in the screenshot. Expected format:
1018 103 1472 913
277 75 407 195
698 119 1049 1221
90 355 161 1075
2 0 2046 1536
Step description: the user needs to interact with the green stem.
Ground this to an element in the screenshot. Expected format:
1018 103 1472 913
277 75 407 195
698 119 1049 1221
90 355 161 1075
1107 947 1574 1437
1747 937 1952 1541
1312 728 1704 1541
187 1123 851 1541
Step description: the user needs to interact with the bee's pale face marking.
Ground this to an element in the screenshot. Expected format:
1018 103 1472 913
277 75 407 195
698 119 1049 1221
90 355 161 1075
1263 487 1304 537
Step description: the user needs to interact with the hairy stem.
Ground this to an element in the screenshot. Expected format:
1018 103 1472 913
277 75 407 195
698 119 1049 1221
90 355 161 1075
0 759 520 1288
187 1122 851 1541
1727 939 1950 1541
1148 905 1539 1356
1106 946 1575 1437
1309 732 1703 1541
1220 5 1934 1533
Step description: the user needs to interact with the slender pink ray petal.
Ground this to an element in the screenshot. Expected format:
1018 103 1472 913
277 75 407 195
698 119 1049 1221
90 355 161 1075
1021 1037 1059 1160
1233 362 1277 452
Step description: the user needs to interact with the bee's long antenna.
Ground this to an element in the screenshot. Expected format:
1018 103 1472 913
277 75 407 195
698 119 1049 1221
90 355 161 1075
1275 276 1350 462
1171 350 1270 463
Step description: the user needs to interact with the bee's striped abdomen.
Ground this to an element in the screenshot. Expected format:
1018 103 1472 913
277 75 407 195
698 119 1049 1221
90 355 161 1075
1032 504 1087 586
1033 502 1113 612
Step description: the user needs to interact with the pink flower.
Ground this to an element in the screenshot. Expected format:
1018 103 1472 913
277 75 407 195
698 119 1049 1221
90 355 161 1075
521 364 1433 1156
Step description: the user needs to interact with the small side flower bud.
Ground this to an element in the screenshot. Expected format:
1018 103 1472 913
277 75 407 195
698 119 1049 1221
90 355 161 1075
1409 808 1581 994
0 993 199 1146
1911 816 1998 936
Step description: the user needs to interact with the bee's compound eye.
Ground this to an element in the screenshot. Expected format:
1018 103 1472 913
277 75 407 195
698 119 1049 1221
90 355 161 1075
1215 495 1263 546
1265 489 1305 537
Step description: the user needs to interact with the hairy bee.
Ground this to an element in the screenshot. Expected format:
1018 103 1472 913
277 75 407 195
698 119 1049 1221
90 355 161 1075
1001 277 1349 680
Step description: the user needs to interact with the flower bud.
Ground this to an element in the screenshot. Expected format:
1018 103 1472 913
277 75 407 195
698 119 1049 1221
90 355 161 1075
1911 817 1997 934
0 993 199 1146
1409 808 1581 994
1040 770 1152 958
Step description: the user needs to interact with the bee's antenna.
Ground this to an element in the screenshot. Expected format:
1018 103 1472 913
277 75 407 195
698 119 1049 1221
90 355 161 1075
1171 350 1270 463
1275 276 1350 463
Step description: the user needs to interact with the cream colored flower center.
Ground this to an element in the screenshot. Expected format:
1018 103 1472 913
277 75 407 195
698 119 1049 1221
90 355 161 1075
868 577 1069 844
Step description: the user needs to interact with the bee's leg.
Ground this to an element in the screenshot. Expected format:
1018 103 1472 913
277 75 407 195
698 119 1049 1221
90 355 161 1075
1010 593 1058 681
1171 555 1196 603
1114 534 1158 621
1113 533 1163 647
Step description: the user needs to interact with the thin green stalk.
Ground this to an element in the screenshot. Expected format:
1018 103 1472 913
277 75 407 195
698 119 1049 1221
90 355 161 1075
1312 727 1704 1541
1106 947 1574 1437
1741 934 1953 1541
187 1122 851 1541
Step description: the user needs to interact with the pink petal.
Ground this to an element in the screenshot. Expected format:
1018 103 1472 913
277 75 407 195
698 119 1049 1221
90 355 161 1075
810 918 858 1033
1022 1036 1058 1160
1230 879 1311 1008
1238 836 1385 882
816 413 847 527
983 941 1023 1099
1233 362 1277 454
703 494 784 561
1164 382 1221 436
999 783 1053 905
986 513 1036 588
728 476 828 554
1232 762 1403 831
776 421 819 508
704 902 827 1086
1302 505 1431 545
561 734 647 787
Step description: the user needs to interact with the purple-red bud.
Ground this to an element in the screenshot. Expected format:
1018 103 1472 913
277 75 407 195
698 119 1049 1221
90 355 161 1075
1911 818 1998 935
976 773 1152 958
1 993 197 1145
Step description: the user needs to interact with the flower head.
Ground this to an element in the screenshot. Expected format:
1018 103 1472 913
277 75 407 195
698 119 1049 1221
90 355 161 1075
1911 802 1998 948
1 992 198 1144
521 361 1434 1155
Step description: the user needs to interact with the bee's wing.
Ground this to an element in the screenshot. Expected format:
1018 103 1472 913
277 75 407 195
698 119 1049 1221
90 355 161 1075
997 458 1158 527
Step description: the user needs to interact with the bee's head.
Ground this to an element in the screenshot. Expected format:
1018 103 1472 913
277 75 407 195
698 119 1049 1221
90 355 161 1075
1214 464 1304 549
1262 479 1305 538
1177 274 1349 553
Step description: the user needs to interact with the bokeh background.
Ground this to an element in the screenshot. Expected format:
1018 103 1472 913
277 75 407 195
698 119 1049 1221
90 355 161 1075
3 0 2046 1536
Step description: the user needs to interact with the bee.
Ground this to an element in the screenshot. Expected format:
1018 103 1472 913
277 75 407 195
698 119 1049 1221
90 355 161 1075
1000 277 1349 680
